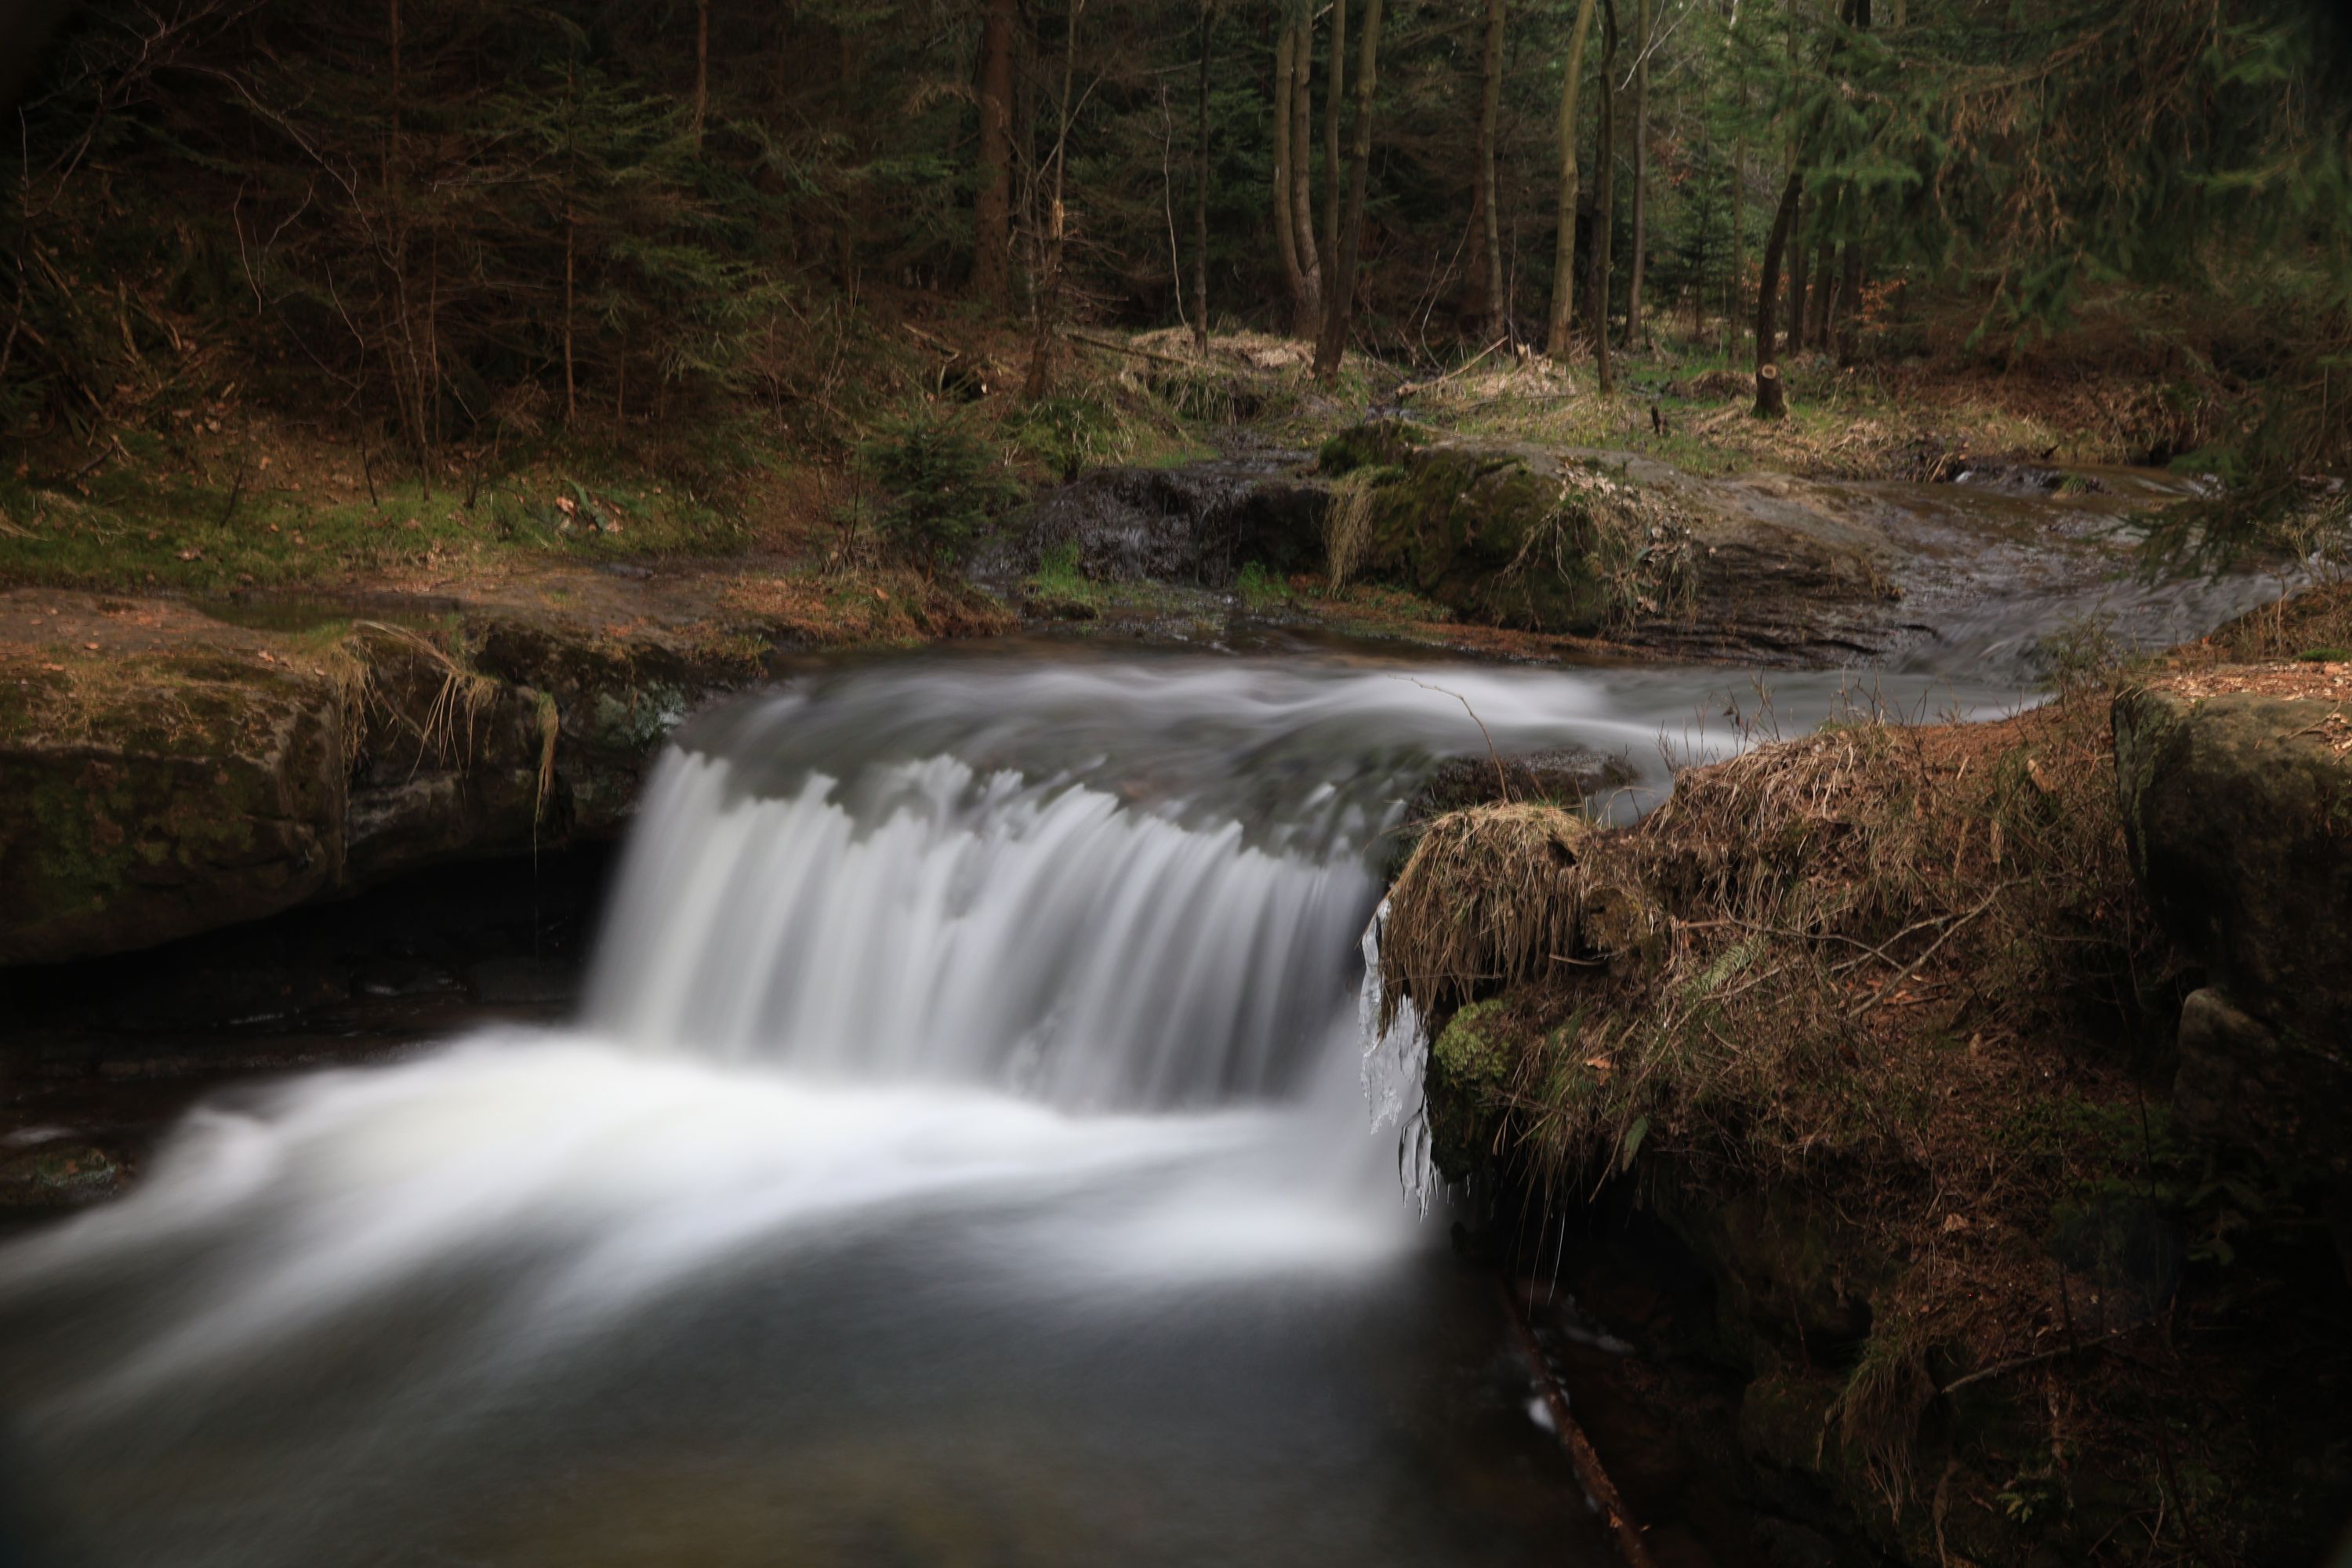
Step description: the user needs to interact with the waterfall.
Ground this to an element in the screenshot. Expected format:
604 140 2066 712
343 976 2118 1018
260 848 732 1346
0 652 2029 1568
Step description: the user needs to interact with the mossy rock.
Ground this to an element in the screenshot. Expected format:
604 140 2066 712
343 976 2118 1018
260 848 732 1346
1352 441 1615 633
2112 684 2352 1176
0 653 347 964
1425 997 1520 1176
1316 416 1428 477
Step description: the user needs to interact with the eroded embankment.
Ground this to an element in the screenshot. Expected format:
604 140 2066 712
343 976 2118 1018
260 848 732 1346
1384 620 2352 1566
0 566 1010 964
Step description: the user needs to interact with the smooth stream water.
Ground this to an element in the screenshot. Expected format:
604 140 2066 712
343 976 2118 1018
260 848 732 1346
0 650 2034 1566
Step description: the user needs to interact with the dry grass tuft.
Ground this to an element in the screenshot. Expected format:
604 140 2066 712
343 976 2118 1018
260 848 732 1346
1384 685 2200 1528
1321 472 1377 589
1381 804 1598 1026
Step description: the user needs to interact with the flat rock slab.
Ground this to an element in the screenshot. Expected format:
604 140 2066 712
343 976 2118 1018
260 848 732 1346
2114 665 2352 1171
0 565 1011 965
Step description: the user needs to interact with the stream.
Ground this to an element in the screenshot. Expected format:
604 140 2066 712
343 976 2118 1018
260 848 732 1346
0 648 2031 1568
0 456 2278 1566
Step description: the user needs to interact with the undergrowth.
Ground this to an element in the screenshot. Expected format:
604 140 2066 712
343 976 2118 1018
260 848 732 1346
1378 677 2332 1561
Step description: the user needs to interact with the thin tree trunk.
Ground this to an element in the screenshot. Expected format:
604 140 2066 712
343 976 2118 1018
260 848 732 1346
975 0 1017 303
1271 20 1312 332
1024 0 1083 399
1544 0 1600 357
1626 0 1648 347
1314 0 1384 382
1289 15 1322 332
1753 166 1799 415
1728 135 1744 356
837 27 862 292
1192 2 1210 354
1787 189 1809 361
1837 242 1864 364
562 54 577 428
690 0 710 148
1812 236 1837 349
1589 0 1616 392
1319 0 1346 324
1475 0 1506 340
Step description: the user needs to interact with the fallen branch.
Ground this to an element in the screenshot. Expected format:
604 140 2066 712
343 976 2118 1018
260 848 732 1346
1499 1278 1659 1568
1059 328 1199 368
1397 336 1508 399
1937 1320 2150 1397
1845 882 2016 1021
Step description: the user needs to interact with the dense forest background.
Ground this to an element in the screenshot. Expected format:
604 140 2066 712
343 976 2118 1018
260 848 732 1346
2 0 2347 549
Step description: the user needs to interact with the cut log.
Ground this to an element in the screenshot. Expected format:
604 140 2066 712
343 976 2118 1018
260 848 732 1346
1751 362 1788 420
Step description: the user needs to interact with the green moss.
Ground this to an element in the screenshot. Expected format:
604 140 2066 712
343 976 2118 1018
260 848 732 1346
1425 997 1524 1174
1316 418 1426 477
1352 445 1614 633
0 459 745 594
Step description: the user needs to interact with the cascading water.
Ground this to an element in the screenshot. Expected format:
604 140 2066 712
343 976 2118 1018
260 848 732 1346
0 651 2027 1567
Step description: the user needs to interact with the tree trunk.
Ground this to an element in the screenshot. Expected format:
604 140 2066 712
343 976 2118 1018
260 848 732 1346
1192 3 1210 354
1544 0 1601 358
1837 242 1864 365
1319 0 1346 327
1728 136 1744 357
1289 13 1322 332
1475 0 1506 341
837 27 862 293
1813 236 1837 350
690 0 710 149
1314 0 1384 383
1626 0 1648 348
1271 20 1312 332
1787 189 1809 361
1024 0 1083 399
1752 166 1800 416
975 0 1016 304
1589 0 1616 392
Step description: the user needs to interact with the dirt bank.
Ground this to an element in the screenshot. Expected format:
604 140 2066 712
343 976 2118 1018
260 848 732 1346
0 564 1009 964
1385 628 2352 1566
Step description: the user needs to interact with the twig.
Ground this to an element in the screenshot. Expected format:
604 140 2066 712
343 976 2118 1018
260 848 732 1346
1059 328 1197 368
1936 1319 2147 1396
1845 882 2016 1020
1398 336 1509 399
1498 1279 1659 1568
1399 676 1512 803
218 463 248 528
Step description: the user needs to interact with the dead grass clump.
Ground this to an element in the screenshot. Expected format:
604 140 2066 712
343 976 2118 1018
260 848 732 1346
1380 804 1595 1025
343 621 499 777
1322 472 1377 588
1385 687 2177 1447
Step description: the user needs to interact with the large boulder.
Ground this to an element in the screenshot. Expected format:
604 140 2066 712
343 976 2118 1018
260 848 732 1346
0 652 346 964
1023 462 1327 586
1324 428 1896 655
2113 679 2352 1172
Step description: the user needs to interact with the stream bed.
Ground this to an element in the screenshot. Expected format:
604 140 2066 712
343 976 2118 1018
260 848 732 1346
0 650 2033 1566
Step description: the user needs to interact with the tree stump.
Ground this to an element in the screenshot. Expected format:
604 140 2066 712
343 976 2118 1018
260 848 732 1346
1751 362 1788 420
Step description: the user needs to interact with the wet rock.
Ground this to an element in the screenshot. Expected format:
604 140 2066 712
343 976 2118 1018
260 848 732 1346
0 652 346 964
1663 1185 1882 1357
1426 999 1515 1175
1328 430 1896 655
341 622 552 884
1393 747 1637 870
1024 463 1328 587
0 1140 125 1208
467 955 578 1007
2113 684 2352 1173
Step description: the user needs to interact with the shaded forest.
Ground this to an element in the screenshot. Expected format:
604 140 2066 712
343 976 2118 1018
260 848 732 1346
2 0 2348 573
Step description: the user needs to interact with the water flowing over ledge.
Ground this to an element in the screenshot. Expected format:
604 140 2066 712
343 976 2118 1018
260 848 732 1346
0 651 2031 1566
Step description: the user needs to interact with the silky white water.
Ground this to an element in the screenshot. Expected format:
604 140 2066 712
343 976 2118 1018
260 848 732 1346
0 651 2024 1566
